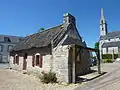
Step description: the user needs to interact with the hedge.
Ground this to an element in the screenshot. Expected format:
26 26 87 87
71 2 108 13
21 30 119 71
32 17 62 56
103 59 113 63
102 54 118 59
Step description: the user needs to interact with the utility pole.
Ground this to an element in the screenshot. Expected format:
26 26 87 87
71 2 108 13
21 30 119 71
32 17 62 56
96 51 101 74
112 49 114 62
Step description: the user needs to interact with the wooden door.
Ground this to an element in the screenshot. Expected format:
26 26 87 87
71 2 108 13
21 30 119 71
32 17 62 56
23 53 27 70
23 58 27 70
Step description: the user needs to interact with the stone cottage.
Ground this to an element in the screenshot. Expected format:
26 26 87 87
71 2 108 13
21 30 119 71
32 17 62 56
10 13 90 83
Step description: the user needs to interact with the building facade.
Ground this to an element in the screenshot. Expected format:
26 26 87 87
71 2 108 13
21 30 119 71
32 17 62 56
0 35 24 63
99 8 120 60
10 13 91 83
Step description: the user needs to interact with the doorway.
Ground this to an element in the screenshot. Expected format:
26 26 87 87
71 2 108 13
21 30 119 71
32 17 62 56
23 53 27 70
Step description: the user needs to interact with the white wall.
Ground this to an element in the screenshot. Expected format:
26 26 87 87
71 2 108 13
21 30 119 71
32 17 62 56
102 48 107 54
108 47 118 54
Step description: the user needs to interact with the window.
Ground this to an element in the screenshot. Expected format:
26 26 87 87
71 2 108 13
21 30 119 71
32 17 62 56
13 55 19 65
102 27 104 31
0 45 3 52
24 53 27 59
0 54 2 62
35 54 42 68
4 37 11 42
15 56 19 65
101 20 104 24
36 55 40 66
8 45 13 52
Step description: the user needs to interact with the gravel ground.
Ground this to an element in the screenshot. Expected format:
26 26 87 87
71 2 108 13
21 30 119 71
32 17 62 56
0 69 79 90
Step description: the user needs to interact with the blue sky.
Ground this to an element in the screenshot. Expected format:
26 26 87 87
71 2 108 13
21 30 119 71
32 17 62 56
0 0 120 47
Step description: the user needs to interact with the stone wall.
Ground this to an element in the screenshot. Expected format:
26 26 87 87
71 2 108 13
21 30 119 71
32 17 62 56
9 45 69 83
52 45 69 82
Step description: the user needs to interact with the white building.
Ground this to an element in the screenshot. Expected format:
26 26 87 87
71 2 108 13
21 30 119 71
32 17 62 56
0 35 24 63
99 8 120 60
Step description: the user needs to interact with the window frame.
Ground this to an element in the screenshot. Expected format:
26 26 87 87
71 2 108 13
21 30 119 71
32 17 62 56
4 37 11 42
0 54 2 62
0 45 3 52
8 45 13 52
36 55 40 66
35 53 43 68
13 54 19 65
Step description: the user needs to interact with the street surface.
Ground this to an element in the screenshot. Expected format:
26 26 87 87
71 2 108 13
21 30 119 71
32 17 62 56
75 62 120 90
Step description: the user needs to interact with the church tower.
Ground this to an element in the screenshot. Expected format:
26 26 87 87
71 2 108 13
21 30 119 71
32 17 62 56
100 8 108 36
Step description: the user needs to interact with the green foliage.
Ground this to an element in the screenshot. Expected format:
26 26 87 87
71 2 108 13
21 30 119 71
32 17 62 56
95 42 99 50
102 54 118 59
90 56 97 59
40 28 45 30
37 28 45 32
103 59 113 63
102 54 112 59
39 71 57 84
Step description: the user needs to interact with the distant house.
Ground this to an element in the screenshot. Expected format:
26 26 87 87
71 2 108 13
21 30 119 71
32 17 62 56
0 35 24 63
10 13 90 83
99 8 120 60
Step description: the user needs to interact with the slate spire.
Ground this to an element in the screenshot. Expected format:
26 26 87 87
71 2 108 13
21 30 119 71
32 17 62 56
100 8 108 36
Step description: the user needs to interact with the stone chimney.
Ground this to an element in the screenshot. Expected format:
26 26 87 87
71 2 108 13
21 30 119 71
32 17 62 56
63 13 76 25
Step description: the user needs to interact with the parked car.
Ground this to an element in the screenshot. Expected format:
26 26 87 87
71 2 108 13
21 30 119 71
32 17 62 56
89 59 97 67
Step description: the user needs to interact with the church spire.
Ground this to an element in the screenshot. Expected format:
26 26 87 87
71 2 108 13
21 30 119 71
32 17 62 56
100 8 108 36
101 8 105 20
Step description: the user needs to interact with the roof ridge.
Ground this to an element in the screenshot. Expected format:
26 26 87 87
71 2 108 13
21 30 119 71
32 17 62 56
38 23 63 33
108 30 120 34
0 34 24 38
26 24 63 37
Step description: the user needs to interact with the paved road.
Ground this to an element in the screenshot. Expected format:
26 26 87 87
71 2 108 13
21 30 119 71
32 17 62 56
75 62 120 90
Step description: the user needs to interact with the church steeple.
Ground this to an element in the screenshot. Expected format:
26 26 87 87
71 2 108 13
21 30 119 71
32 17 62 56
100 8 108 36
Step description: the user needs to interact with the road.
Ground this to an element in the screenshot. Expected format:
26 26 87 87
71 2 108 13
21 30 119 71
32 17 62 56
75 62 120 90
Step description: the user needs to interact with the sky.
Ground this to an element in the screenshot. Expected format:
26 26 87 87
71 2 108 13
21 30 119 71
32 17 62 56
0 0 120 48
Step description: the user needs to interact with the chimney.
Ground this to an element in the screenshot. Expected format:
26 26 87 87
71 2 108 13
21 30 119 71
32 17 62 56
63 13 76 25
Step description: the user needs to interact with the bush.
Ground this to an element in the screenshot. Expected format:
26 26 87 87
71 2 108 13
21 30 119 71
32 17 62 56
102 54 118 59
102 54 112 59
103 59 113 63
39 71 57 84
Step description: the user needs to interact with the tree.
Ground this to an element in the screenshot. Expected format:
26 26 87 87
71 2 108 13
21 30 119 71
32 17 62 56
40 28 45 30
37 28 45 32
95 42 99 50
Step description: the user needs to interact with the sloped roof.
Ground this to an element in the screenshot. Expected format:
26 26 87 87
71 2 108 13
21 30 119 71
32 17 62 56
100 31 120 40
102 41 120 48
13 24 63 51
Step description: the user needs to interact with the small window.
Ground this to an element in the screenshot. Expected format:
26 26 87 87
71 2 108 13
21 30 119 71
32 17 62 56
36 55 40 66
35 54 43 68
0 54 2 62
4 37 11 42
13 55 19 65
102 27 104 31
8 45 13 52
24 53 27 59
15 56 19 65
0 45 3 52
101 20 104 24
